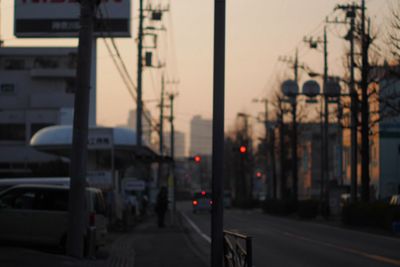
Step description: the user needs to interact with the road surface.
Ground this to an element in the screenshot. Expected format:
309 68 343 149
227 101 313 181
178 201 400 267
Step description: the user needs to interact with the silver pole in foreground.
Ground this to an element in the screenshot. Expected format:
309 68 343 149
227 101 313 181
211 0 226 266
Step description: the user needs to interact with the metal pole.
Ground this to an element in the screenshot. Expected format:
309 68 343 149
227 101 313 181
67 0 96 258
349 5 358 203
136 0 144 147
211 0 225 265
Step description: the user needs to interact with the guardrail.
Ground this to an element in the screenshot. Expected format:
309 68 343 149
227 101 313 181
223 230 252 267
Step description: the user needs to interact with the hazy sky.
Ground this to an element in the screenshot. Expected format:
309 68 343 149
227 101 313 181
0 0 393 143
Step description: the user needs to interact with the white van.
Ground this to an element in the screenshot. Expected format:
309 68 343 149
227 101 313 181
0 177 70 192
0 184 108 250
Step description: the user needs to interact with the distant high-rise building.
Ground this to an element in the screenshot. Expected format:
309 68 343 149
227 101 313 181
190 115 212 156
164 131 186 159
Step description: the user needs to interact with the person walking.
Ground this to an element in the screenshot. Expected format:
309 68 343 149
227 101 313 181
155 186 168 228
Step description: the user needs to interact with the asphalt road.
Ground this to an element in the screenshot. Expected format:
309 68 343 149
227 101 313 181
178 201 400 267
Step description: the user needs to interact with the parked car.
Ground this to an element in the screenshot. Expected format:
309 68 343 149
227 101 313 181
192 191 212 213
0 184 108 250
389 195 400 206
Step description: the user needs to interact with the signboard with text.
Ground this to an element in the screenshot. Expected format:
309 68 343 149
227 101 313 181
14 0 131 38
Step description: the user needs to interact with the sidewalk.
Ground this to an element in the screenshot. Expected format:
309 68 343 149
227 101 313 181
0 212 207 267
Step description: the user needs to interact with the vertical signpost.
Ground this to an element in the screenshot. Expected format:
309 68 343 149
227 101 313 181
211 0 226 266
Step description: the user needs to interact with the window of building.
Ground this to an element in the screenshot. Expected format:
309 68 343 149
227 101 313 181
0 124 25 141
31 123 54 138
4 59 25 70
0 84 15 95
33 57 59 69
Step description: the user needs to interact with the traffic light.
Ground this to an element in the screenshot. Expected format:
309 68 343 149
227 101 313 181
239 145 247 154
194 155 201 163
256 171 262 179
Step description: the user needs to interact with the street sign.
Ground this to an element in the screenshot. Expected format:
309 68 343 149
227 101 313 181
122 178 146 191
14 0 131 38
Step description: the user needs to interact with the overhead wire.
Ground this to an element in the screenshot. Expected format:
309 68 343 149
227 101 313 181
98 5 160 133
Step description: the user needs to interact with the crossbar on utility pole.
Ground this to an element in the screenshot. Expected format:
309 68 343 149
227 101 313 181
67 0 96 258
211 0 226 266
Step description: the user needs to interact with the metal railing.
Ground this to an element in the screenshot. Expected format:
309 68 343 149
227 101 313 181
223 230 252 267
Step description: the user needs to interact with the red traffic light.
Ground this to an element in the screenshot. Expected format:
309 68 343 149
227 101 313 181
256 171 262 178
239 145 247 154
194 155 201 163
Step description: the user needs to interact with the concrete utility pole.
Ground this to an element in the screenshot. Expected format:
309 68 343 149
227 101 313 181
211 0 226 265
279 99 287 200
360 0 370 202
332 3 361 202
136 0 144 147
157 74 165 187
291 49 299 203
168 92 178 223
323 26 329 199
159 74 165 155
67 0 97 258
349 5 358 203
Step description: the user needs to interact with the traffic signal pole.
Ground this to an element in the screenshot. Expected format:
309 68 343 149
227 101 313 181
67 0 97 258
211 0 226 266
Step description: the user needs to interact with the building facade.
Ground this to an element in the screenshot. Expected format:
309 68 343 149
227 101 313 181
0 47 77 176
190 115 212 156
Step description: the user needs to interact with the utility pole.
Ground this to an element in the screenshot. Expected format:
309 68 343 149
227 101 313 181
253 98 271 198
360 0 370 203
278 98 286 200
211 0 226 265
304 25 329 201
279 50 299 202
291 49 299 203
67 0 97 258
168 92 178 223
270 123 277 199
349 5 358 203
136 0 144 147
159 74 165 155
323 26 329 200
334 3 359 203
157 74 165 187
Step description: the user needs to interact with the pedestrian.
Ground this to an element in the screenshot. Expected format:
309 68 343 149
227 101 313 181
155 186 168 228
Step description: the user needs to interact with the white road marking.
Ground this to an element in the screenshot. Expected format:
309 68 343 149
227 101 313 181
181 211 212 244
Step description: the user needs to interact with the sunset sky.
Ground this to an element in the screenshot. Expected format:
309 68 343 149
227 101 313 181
0 0 393 146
